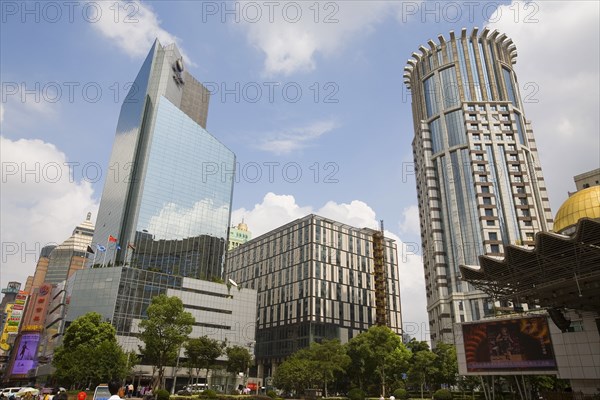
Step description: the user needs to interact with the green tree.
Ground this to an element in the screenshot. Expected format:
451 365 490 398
310 339 350 396
52 312 129 387
139 295 195 390
346 326 405 396
273 356 318 394
406 338 430 355
185 336 226 387
457 375 480 399
432 343 458 388
225 345 252 393
408 350 438 399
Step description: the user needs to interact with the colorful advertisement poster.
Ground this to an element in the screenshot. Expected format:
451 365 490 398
22 284 52 331
6 292 28 333
15 291 28 305
0 304 14 352
10 333 40 376
462 316 556 372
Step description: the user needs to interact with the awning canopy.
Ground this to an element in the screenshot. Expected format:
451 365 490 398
460 218 600 312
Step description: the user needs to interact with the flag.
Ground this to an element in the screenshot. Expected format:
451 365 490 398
86 245 95 254
108 235 118 243
127 243 136 250
96 244 107 252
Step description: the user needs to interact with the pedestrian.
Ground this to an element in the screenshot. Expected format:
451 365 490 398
127 384 133 399
108 381 122 400
390 395 395 400
379 395 384 400
53 393 67 400
77 390 87 400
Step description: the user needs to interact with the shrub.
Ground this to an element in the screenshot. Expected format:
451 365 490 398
392 389 409 400
433 389 453 400
266 391 277 399
156 389 171 400
200 390 218 399
347 388 366 400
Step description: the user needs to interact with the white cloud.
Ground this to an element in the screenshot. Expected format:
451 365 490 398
256 119 338 154
90 0 195 66
231 192 429 340
238 1 397 76
0 104 4 123
147 199 230 240
487 1 600 211
398 205 420 236
0 137 99 287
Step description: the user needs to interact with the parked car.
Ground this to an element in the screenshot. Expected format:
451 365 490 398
176 384 208 396
92 385 110 400
0 388 23 398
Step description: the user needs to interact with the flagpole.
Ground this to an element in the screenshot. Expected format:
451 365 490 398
92 245 98 266
113 243 119 267
102 234 111 267
124 245 128 267
102 246 108 267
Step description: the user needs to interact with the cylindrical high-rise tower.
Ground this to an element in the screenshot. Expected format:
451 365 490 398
404 28 554 344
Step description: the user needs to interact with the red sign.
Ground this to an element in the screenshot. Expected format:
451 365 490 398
247 383 257 391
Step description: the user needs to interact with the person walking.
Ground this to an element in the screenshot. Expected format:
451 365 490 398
127 384 133 399
108 381 122 400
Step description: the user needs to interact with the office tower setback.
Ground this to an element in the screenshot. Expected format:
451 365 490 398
226 214 402 378
90 40 235 280
403 28 553 344
41 213 94 285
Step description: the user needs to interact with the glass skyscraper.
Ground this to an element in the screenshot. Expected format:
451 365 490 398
91 40 235 280
404 28 553 344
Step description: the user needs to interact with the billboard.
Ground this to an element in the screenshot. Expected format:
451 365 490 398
0 304 14 352
10 333 41 376
462 316 556 372
22 284 52 331
7 291 29 333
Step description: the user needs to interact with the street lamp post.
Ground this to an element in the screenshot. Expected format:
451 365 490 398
171 345 182 395
246 341 256 394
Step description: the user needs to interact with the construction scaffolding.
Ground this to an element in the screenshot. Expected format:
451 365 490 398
372 220 387 326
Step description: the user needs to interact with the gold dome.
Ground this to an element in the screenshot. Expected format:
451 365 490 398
236 221 248 231
553 186 600 234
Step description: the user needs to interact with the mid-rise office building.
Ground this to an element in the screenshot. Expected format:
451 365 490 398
90 39 235 281
403 28 553 344
226 214 402 379
25 245 56 292
64 266 256 388
573 168 599 192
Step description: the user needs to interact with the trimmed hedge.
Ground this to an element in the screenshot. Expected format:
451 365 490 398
392 389 409 400
156 389 171 400
200 390 218 399
433 389 453 400
348 389 366 400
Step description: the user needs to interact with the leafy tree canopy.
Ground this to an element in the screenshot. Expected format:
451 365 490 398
52 312 129 387
139 295 195 389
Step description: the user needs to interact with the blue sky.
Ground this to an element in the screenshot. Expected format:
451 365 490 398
1 1 599 341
